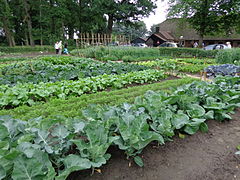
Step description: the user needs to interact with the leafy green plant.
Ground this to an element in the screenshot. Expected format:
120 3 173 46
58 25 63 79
0 52 7 56
0 46 54 53
236 145 240 155
71 47 218 61
216 48 240 65
0 76 239 179
0 78 198 120
0 69 167 109
135 58 216 73
0 56 150 85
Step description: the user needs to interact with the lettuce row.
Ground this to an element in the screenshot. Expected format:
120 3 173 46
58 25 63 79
0 69 167 109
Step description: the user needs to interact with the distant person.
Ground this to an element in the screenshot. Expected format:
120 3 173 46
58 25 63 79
63 43 69 55
193 42 198 48
226 42 232 48
58 41 63 54
54 41 59 54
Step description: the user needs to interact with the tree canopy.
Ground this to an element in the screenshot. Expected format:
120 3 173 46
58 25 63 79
0 0 157 46
112 21 148 40
166 0 240 46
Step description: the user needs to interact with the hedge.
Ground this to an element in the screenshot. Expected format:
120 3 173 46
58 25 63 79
71 46 218 60
216 48 240 65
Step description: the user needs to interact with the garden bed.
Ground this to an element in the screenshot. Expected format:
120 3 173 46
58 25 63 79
0 52 239 180
70 109 240 180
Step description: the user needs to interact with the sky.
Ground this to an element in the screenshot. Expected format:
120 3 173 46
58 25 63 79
143 1 169 30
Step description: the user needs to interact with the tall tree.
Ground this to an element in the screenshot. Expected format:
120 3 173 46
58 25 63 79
97 0 157 34
0 0 15 46
112 21 148 40
22 0 35 46
0 0 159 46
167 0 240 47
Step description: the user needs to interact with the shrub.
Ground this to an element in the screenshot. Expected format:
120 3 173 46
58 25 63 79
71 46 218 61
158 47 218 58
216 48 240 65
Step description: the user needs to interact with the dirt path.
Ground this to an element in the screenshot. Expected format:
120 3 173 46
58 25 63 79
69 109 240 180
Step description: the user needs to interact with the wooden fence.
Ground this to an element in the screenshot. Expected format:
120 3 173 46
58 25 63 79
76 33 129 47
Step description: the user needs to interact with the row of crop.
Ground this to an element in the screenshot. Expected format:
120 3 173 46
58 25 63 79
0 76 239 180
0 78 198 120
216 48 240 65
135 59 216 73
71 47 218 60
204 64 240 77
123 57 216 64
0 69 167 109
0 57 30 64
0 45 55 53
0 52 7 56
173 58 216 65
0 57 149 85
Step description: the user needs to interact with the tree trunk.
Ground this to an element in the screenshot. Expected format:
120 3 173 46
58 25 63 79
40 0 43 46
2 17 15 47
199 34 203 48
1 0 15 47
22 0 35 46
78 0 82 34
107 14 114 34
62 22 65 40
49 0 56 35
24 29 29 46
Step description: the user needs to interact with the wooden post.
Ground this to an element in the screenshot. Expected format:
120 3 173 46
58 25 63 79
103 34 106 45
80 33 83 47
86 33 89 45
98 33 100 45
101 34 103 45
204 71 207 81
91 33 94 45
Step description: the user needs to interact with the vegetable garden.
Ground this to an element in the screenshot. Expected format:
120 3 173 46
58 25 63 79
0 47 239 180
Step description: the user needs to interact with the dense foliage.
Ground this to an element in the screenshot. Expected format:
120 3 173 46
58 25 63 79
216 48 240 65
0 78 198 120
0 56 149 85
158 47 218 58
0 52 7 56
0 76 239 179
0 46 54 53
167 0 240 46
71 47 218 60
135 58 216 73
0 69 167 108
0 57 31 64
0 0 156 46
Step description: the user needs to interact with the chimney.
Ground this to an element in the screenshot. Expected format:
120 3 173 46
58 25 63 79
155 27 160 33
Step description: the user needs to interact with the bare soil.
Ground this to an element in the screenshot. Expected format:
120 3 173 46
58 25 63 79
69 109 240 180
